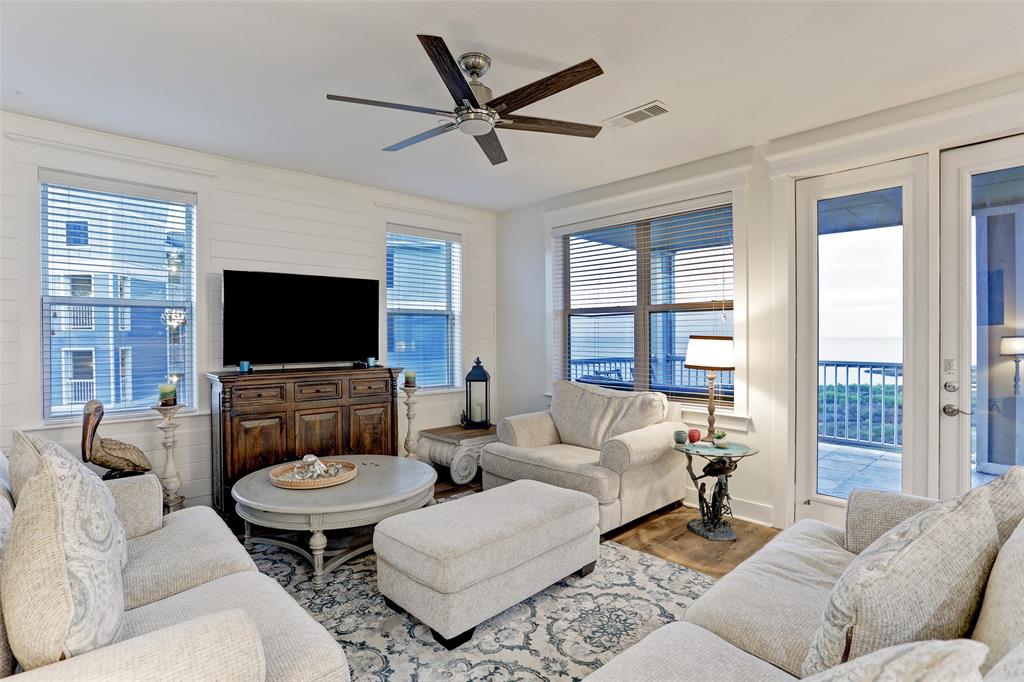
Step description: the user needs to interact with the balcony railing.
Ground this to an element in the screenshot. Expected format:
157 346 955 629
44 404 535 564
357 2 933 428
63 378 95 404
65 304 94 330
569 356 906 451
818 360 903 451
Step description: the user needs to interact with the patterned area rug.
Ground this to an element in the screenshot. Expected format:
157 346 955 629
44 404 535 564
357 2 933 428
249 540 714 681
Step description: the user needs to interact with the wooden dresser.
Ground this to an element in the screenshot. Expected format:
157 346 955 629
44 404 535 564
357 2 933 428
206 366 401 518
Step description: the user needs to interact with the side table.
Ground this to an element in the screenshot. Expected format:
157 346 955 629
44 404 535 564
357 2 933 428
415 424 498 484
674 441 758 541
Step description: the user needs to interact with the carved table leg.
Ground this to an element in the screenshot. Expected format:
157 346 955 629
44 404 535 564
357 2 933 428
310 530 327 589
243 521 253 550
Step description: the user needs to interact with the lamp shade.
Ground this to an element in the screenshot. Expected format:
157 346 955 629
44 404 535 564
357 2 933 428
1001 336 1024 357
684 335 735 370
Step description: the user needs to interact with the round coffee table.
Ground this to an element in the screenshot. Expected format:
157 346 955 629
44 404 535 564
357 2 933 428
232 455 436 588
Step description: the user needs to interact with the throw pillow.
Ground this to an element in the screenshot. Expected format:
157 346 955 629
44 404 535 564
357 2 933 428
984 466 1024 545
0 448 126 670
803 640 988 682
8 431 78 503
550 380 668 450
986 642 1024 682
802 486 999 676
972 518 1024 672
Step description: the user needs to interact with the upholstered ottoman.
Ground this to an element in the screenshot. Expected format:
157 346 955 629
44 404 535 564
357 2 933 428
373 479 600 649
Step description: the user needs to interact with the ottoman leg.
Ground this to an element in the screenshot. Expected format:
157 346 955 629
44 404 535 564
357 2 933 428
575 560 597 578
382 595 406 614
431 627 475 650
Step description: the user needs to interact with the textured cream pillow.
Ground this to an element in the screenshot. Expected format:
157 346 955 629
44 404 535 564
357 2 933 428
973 519 1024 672
985 466 1024 545
0 448 126 670
986 642 1024 682
550 380 668 449
803 487 999 676
8 431 79 503
803 639 988 682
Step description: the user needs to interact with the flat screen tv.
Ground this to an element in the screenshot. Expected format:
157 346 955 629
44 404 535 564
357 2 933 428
222 270 378 366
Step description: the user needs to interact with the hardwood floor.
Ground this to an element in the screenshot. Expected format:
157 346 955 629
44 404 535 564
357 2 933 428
434 476 777 578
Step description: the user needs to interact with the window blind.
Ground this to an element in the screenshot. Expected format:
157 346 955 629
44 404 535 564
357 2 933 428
553 202 735 403
386 228 462 389
40 173 196 419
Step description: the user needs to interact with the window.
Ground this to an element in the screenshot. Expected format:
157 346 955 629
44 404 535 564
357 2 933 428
386 229 461 389
65 220 88 246
115 275 131 331
61 348 95 404
554 201 735 404
40 172 196 418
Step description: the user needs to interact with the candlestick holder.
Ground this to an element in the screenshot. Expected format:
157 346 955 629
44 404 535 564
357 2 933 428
402 385 420 458
152 403 184 513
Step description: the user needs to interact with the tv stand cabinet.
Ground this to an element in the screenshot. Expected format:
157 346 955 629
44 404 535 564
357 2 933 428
206 366 401 518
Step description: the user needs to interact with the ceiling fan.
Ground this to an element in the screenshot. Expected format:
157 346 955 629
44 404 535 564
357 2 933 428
326 34 604 165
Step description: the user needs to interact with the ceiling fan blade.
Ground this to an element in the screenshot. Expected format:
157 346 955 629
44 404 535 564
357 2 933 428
383 123 457 152
417 34 480 108
496 114 601 138
487 59 603 115
326 94 452 117
475 130 507 165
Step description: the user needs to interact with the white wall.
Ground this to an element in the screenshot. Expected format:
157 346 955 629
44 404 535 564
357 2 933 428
496 73 1024 529
0 112 496 507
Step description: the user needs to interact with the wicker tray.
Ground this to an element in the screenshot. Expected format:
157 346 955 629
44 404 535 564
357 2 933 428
269 457 358 490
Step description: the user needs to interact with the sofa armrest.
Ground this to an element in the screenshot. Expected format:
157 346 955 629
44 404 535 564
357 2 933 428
497 411 560 447
600 421 687 474
845 488 937 553
16 610 266 681
104 473 164 539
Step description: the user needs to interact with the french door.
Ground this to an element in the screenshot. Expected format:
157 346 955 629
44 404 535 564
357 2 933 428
938 136 1024 497
795 157 930 525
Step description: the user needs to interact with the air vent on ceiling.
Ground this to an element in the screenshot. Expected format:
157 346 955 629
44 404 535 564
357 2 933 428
604 100 670 128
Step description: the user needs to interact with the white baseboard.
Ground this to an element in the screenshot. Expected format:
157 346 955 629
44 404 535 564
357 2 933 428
683 486 776 527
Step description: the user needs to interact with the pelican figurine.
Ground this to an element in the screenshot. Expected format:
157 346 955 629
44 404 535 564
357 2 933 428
82 399 153 479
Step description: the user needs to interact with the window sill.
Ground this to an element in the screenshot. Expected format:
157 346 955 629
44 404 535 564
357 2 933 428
408 386 464 396
34 407 209 429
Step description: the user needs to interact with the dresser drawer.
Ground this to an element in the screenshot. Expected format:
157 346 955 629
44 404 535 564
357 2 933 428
233 384 287 405
350 377 391 397
295 381 342 402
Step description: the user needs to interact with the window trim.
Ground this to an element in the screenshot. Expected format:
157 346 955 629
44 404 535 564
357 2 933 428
385 224 463 390
547 183 750 422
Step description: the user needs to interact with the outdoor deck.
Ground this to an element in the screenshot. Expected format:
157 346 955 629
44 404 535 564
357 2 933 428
817 443 997 498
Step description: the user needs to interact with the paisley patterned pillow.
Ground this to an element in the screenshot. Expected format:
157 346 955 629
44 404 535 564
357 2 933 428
802 486 999 676
0 447 126 670
803 639 987 682
8 431 79 503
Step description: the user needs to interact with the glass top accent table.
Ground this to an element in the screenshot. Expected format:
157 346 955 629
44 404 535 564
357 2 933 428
674 440 759 541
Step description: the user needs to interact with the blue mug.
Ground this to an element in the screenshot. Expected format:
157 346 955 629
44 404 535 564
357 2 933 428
239 360 251 373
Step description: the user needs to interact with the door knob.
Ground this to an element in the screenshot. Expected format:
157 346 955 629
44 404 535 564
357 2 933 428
942 404 971 417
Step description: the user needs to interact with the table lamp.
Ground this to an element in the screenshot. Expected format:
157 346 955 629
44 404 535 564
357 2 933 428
1001 336 1024 395
684 335 735 441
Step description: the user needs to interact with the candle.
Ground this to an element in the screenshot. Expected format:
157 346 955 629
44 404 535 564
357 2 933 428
238 360 251 373
471 394 486 422
159 383 177 407
404 370 416 388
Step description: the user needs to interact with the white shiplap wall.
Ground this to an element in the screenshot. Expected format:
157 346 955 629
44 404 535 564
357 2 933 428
0 112 496 507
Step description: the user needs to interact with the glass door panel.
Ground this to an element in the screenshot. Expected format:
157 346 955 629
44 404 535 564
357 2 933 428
940 137 1024 496
815 188 904 498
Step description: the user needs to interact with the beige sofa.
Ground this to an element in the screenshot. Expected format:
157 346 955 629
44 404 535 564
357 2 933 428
587 472 1024 681
481 380 690 533
0 445 349 681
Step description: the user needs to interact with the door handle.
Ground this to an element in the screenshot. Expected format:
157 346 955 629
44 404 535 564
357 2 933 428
942 403 972 417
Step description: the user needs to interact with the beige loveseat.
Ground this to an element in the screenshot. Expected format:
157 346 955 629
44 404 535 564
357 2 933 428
588 470 1024 681
482 380 689 533
0 438 349 681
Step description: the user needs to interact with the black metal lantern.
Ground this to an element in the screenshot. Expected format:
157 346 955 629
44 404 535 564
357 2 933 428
461 357 491 429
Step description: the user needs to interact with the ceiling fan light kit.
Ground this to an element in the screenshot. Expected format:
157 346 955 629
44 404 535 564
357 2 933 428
326 34 604 165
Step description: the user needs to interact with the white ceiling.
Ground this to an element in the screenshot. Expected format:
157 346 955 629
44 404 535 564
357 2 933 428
2 1 1023 211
